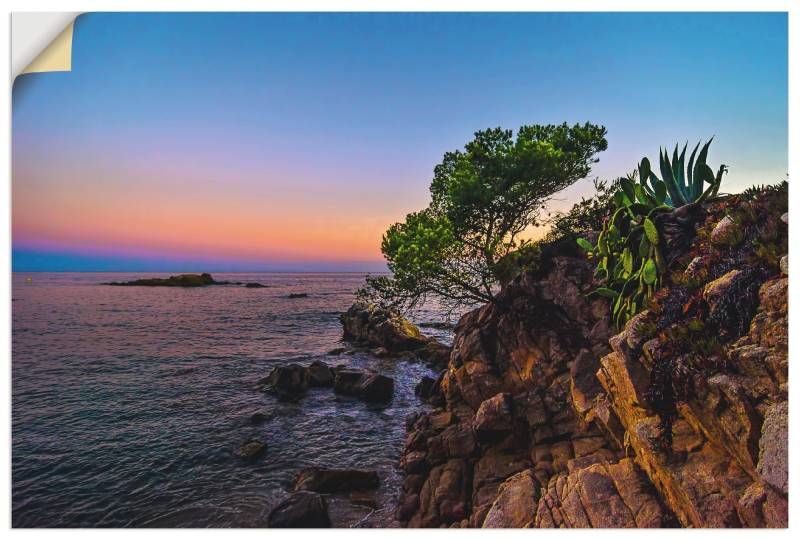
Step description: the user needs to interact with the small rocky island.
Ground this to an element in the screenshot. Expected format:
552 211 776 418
103 273 268 288
104 273 230 287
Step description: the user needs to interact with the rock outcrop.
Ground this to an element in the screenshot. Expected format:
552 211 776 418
397 190 788 528
268 491 331 528
340 303 451 365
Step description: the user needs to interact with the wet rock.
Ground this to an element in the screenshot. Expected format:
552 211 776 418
414 376 437 401
264 363 309 398
288 293 308 299
306 360 334 387
358 373 394 402
327 347 347 355
292 467 379 493
268 491 331 528
233 439 267 459
244 282 268 288
340 302 451 365
333 369 367 396
350 491 380 509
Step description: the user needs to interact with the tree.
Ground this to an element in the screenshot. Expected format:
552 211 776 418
360 122 608 313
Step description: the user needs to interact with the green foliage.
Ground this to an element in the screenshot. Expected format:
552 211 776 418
581 139 728 328
741 179 788 202
544 178 620 242
363 122 608 313
639 139 727 207
492 243 542 286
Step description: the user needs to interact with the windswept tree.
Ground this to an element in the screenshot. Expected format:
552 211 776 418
360 122 608 313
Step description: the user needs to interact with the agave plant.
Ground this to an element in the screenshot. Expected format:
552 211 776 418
638 139 727 207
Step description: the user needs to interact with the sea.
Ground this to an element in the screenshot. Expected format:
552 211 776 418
11 272 456 528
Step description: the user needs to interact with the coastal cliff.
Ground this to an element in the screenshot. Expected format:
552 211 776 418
396 187 788 528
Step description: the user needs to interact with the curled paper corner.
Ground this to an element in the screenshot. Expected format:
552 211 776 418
12 12 80 80
22 21 75 75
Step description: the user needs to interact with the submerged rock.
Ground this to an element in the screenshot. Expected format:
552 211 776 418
249 412 269 425
288 293 309 299
103 273 228 287
268 491 331 528
333 369 366 396
233 439 267 459
292 466 379 493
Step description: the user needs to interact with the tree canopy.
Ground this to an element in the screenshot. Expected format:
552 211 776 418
359 122 608 313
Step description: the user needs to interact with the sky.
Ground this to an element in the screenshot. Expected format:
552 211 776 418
12 12 788 272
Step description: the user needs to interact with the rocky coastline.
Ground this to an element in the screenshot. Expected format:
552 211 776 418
392 189 788 528
245 188 787 529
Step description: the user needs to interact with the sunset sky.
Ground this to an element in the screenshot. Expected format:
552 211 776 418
12 12 788 272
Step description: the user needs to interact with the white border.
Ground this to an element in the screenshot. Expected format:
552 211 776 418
1 2 796 537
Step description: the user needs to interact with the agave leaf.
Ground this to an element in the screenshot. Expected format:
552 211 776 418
659 149 684 206
576 238 593 252
687 140 701 199
643 258 658 285
638 158 652 189
676 142 688 198
695 163 715 185
695 137 714 167
693 138 715 193
644 218 659 244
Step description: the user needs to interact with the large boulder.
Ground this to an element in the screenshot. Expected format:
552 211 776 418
358 373 394 402
292 466 379 493
340 302 451 365
267 491 331 528
333 369 367 396
263 363 309 398
307 360 335 387
333 369 395 402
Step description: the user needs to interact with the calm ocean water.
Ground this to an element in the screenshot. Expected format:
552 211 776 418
11 272 453 528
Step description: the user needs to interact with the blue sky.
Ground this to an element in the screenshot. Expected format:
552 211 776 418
13 12 788 272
